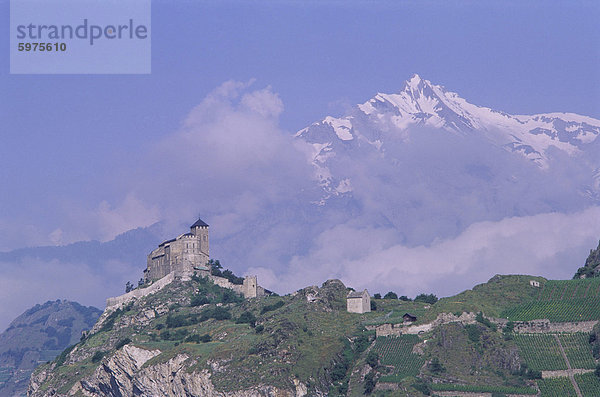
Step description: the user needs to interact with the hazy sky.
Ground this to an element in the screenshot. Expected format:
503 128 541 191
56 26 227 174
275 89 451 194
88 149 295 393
2 1 599 251
1 1 600 327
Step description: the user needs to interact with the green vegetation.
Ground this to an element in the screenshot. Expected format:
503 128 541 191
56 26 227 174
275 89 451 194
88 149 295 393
414 293 438 304
184 334 211 343
372 335 424 381
513 334 567 371
428 275 543 321
559 333 596 369
575 372 600 396
236 311 257 326
475 311 497 331
502 298 600 322
114 337 131 350
537 377 577 396
502 278 600 322
260 300 284 314
91 351 105 363
54 344 76 367
429 383 537 395
464 324 482 342
208 259 244 285
365 350 378 368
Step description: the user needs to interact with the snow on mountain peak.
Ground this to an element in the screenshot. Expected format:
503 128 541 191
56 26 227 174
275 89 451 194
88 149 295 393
294 74 600 207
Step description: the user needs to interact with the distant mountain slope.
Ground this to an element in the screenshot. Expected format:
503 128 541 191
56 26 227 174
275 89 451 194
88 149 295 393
0 300 101 397
0 223 167 271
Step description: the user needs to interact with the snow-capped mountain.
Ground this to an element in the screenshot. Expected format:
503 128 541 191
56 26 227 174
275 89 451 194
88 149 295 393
296 74 600 202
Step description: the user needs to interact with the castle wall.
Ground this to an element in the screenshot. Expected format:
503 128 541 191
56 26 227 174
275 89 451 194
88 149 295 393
145 234 208 282
106 272 175 309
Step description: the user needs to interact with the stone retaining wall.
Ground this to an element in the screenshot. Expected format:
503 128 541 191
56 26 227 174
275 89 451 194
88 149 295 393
376 313 598 337
542 369 594 378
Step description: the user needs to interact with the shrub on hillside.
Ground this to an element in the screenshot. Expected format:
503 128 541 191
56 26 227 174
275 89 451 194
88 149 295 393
115 338 131 350
366 351 379 368
91 351 105 363
221 289 242 304
476 311 497 331
190 295 210 307
465 324 481 342
236 311 256 326
414 293 438 304
260 300 285 314
364 371 376 394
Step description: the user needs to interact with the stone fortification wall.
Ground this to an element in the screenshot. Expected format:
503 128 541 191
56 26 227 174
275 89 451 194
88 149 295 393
106 272 175 309
106 270 263 310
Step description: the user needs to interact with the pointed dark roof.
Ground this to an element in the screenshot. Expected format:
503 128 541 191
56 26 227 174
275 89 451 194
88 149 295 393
191 218 209 228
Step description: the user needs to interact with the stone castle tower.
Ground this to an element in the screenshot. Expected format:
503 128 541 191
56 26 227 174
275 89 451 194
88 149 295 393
144 218 210 282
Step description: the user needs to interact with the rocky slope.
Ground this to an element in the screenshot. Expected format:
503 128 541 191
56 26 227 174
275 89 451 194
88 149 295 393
0 300 101 397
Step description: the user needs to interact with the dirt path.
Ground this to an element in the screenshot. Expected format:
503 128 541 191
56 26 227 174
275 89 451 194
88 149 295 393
554 334 583 397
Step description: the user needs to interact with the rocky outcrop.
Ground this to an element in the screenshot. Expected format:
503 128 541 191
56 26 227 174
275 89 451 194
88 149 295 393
28 344 306 397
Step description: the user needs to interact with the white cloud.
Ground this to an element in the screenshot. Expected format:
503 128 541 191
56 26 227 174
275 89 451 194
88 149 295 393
254 207 600 297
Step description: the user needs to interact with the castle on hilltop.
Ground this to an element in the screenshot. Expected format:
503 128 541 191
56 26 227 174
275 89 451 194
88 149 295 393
106 217 265 309
144 218 210 282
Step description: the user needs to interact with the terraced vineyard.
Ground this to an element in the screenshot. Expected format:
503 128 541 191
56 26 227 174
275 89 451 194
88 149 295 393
372 335 424 381
429 383 537 395
513 334 567 371
537 377 578 397
559 333 596 369
502 278 600 322
574 372 600 397
537 279 600 300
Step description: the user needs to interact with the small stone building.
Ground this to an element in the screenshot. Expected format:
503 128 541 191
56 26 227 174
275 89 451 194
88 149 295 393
347 289 371 314
529 280 540 288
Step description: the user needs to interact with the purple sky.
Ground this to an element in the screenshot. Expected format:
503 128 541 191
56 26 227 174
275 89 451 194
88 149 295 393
1 0 599 329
